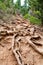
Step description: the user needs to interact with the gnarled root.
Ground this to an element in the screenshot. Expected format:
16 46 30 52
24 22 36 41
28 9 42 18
12 35 24 65
26 36 43 55
0 30 14 36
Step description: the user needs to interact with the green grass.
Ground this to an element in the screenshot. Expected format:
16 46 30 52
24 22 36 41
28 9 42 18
24 14 41 25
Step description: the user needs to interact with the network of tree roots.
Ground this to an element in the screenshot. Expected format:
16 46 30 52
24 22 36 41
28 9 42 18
0 15 43 65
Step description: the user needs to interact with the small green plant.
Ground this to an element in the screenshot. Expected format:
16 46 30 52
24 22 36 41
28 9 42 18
24 14 30 19
24 14 41 25
30 16 41 25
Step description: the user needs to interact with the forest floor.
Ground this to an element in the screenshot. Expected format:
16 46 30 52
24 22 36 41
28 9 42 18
0 14 43 65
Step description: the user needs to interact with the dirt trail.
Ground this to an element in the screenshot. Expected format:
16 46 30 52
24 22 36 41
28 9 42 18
0 15 43 65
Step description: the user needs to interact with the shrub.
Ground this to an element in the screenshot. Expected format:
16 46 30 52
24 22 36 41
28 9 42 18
0 1 6 11
30 16 41 25
24 13 41 25
24 14 30 19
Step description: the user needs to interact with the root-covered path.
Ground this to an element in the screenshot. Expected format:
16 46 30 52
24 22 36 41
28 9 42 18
0 15 43 65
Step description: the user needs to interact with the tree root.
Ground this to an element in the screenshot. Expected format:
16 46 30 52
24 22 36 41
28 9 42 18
26 36 43 55
13 49 24 65
0 23 10 29
12 35 24 65
12 33 43 65
0 30 14 36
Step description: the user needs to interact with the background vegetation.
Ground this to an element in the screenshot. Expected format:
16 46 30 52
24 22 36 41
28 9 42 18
0 0 43 26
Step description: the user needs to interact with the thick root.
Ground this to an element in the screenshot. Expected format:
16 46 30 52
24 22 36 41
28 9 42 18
26 36 43 55
12 35 24 65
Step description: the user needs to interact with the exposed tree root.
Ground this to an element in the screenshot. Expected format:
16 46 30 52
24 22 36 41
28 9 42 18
0 15 43 65
12 35 24 65
26 36 43 55
0 23 11 30
12 33 43 65
0 30 14 36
